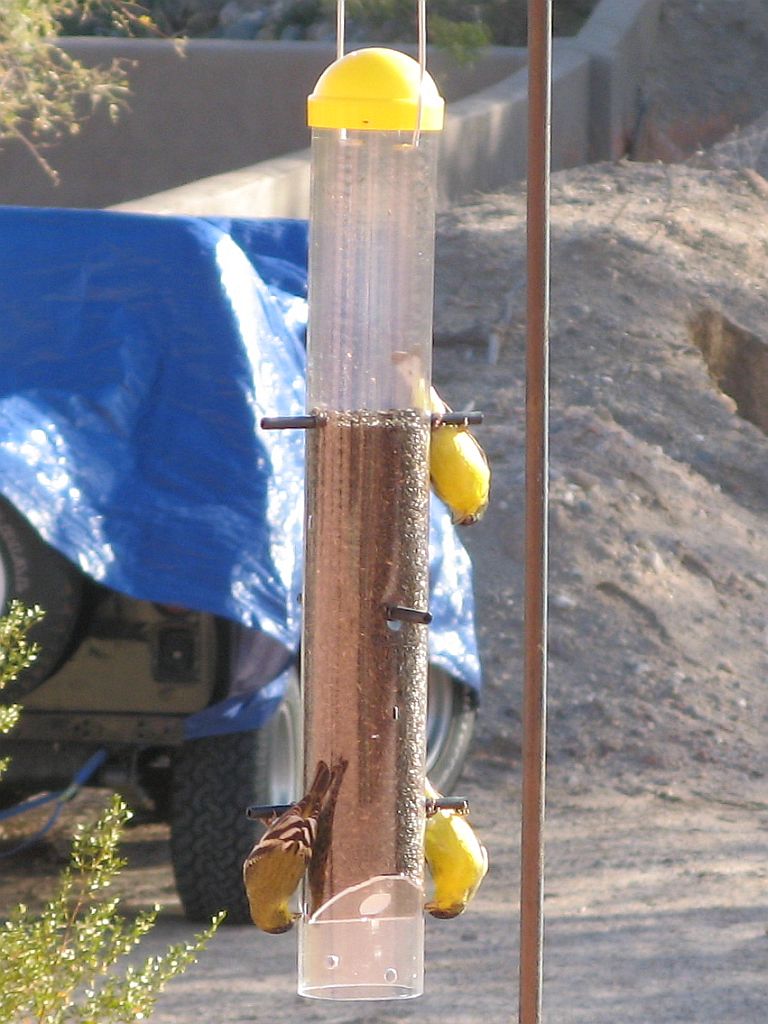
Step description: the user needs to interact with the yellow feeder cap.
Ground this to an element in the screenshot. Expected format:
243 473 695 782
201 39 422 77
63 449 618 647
308 47 444 132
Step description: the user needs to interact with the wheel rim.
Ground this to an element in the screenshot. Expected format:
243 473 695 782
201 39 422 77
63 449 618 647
265 678 299 805
426 666 454 778
263 668 455 798
0 552 8 610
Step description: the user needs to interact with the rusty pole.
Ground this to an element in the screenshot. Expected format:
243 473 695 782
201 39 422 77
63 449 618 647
519 1 551 1023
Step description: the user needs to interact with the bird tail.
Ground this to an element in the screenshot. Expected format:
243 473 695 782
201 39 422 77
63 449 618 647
299 759 333 817
306 756 349 911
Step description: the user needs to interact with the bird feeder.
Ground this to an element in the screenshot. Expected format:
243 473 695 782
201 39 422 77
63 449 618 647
297 47 443 1000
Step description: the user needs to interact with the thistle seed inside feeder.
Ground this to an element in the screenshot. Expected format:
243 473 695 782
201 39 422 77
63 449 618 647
303 409 430 910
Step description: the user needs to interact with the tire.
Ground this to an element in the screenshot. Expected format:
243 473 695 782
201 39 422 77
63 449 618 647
170 670 302 924
426 666 478 794
0 497 83 697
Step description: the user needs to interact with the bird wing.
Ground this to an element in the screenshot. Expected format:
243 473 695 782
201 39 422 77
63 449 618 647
243 759 332 871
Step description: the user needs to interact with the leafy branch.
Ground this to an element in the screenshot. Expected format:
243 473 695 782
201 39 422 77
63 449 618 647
0 795 222 1023
0 1 159 181
0 601 223 1022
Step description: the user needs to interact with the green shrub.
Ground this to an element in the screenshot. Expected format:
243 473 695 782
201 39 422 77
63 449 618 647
0 601 44 699
0 601 222 1024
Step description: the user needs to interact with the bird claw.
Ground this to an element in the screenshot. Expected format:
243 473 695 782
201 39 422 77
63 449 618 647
424 900 464 919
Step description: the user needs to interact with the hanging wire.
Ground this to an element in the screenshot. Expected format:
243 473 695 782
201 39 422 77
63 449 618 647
336 0 345 61
412 0 427 147
334 0 426 144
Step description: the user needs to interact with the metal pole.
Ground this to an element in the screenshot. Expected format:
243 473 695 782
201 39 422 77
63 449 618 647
519 1 551 1023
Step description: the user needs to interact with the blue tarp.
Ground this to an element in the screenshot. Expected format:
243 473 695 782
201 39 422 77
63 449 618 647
0 208 480 737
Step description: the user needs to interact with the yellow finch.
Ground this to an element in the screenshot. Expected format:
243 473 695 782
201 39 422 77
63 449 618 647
429 386 491 526
424 776 488 919
243 759 342 933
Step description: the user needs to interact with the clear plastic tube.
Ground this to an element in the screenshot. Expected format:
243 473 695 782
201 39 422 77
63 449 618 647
306 128 439 412
299 124 440 1000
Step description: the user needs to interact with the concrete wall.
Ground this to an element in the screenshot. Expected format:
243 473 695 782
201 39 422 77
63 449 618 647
112 0 662 217
439 40 593 204
0 39 520 209
572 0 665 161
0 0 662 215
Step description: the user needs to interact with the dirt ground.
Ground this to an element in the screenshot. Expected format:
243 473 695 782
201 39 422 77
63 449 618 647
2 1 768 1020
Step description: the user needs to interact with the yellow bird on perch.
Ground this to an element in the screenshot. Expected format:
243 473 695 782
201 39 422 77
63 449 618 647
424 776 488 919
429 385 491 526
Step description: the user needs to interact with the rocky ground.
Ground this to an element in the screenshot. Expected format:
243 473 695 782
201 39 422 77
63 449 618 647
1 1 768 1021
435 158 768 801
